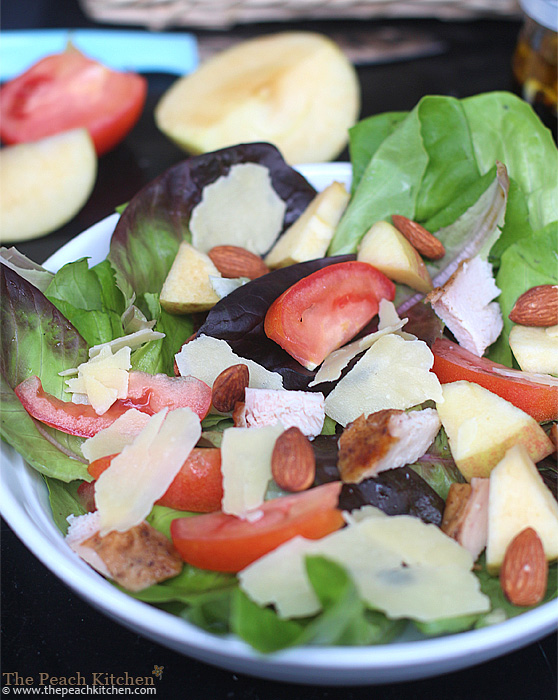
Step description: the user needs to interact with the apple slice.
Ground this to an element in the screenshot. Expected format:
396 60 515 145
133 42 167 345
154 32 360 165
357 221 433 294
264 181 350 269
486 444 558 573
160 241 221 314
0 128 97 242
509 324 558 376
436 380 554 481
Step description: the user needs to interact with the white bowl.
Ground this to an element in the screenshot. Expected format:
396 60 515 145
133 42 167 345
2 162 556 685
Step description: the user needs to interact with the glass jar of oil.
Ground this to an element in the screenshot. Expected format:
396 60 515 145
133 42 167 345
513 0 557 137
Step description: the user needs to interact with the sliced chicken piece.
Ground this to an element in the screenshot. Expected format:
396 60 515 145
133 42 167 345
337 408 441 483
234 387 325 439
427 256 503 357
66 512 182 591
441 478 489 561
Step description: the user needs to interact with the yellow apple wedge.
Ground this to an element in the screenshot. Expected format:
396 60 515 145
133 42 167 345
264 181 350 269
509 324 558 375
486 444 558 573
357 221 433 294
160 241 221 314
436 380 554 481
154 32 360 165
0 128 97 243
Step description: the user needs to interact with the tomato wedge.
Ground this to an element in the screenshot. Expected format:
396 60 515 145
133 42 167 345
15 373 211 438
431 337 558 422
0 48 147 155
264 261 395 369
88 447 223 513
170 481 344 572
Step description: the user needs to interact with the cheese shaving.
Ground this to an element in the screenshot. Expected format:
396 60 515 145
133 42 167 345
239 511 489 621
81 409 151 463
95 407 201 535
64 345 131 415
221 424 284 518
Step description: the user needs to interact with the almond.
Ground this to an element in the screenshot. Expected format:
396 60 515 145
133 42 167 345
271 426 316 492
509 285 558 327
208 245 270 280
391 214 446 260
499 527 548 606
550 423 557 453
211 363 249 413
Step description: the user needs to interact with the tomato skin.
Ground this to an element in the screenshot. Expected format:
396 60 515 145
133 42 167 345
0 49 147 155
431 337 558 422
14 373 211 438
170 481 344 572
264 261 396 369
88 448 223 513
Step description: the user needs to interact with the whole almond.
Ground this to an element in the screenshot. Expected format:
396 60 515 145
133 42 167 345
272 427 316 492
500 527 548 606
208 245 270 280
509 285 558 327
211 364 249 413
391 214 446 260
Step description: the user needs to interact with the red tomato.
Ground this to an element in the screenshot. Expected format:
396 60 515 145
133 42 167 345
15 373 211 438
264 261 396 369
88 447 223 513
170 481 344 572
0 48 147 155
431 337 558 422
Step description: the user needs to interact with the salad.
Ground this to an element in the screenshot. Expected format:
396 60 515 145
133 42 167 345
1 91 557 654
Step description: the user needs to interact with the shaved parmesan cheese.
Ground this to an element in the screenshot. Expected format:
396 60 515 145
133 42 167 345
209 275 250 298
190 163 287 255
175 335 283 390
324 334 443 426
81 409 151 462
377 299 405 330
309 306 408 388
239 511 489 621
95 407 201 535
65 345 131 415
221 424 284 517
88 328 165 358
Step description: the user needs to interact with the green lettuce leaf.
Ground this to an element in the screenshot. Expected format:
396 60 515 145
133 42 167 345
330 105 428 254
45 476 87 533
490 221 558 365
0 264 89 480
348 111 407 193
462 91 558 232
330 91 557 259
130 293 193 376
45 258 126 348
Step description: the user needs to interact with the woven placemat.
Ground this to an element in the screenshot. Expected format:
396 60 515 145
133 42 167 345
79 0 522 31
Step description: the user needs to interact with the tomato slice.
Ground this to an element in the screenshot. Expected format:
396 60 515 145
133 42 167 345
15 373 211 438
0 48 147 155
264 261 395 369
170 481 344 572
431 337 558 422
88 447 223 513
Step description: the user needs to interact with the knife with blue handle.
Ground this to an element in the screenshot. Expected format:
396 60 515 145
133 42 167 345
0 29 199 81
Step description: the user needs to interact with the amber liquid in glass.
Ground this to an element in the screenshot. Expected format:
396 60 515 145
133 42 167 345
513 16 558 138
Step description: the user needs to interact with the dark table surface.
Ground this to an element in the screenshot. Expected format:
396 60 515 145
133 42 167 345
2 1 557 697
